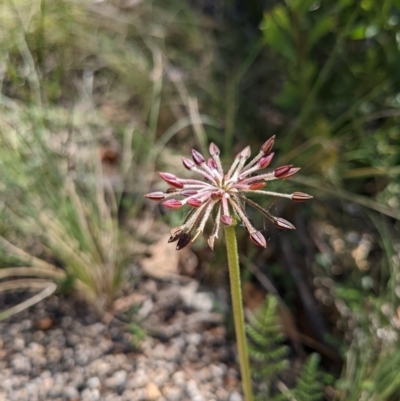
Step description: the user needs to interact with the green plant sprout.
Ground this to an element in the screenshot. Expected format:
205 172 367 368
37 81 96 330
247 296 290 400
146 137 312 401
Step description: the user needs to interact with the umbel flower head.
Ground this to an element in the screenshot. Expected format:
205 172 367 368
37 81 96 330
146 136 312 250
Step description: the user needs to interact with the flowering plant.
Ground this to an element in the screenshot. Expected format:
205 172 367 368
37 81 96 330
146 136 312 250
146 136 312 401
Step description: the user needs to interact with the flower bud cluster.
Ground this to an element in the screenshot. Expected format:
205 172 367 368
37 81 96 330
146 136 312 250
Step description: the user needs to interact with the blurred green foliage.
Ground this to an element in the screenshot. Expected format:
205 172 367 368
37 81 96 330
253 3 400 387
259 0 400 203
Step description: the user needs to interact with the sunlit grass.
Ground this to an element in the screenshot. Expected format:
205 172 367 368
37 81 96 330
0 0 216 317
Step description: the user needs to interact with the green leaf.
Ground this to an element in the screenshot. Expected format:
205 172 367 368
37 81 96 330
307 16 335 50
289 0 320 14
349 24 367 40
292 354 324 401
261 7 296 61
339 0 356 8
274 81 303 110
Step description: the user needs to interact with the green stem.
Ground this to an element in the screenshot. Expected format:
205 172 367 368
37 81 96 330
224 225 254 401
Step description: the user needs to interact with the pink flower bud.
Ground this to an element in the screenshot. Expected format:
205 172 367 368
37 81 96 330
163 199 183 209
257 152 274 169
278 167 300 179
145 192 165 200
170 179 185 188
239 145 251 159
274 165 293 178
261 135 275 154
291 192 313 202
221 215 234 226
187 198 203 207
191 149 205 165
207 158 217 170
250 231 267 248
182 157 195 170
158 172 176 180
249 182 266 190
274 217 295 230
159 172 184 188
176 233 192 250
209 142 220 156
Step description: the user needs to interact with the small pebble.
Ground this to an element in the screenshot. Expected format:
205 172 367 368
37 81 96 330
229 391 243 401
105 370 127 389
146 382 162 400
87 376 101 389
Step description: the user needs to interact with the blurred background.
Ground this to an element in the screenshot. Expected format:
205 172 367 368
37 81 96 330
0 0 400 400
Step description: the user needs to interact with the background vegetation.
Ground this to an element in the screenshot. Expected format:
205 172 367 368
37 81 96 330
0 0 399 399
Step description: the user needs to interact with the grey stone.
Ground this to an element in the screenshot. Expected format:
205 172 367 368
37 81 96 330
81 388 101 401
13 338 25 351
162 384 183 401
10 355 31 375
126 369 149 389
64 386 79 400
186 332 202 345
105 370 127 389
87 376 101 389
229 391 243 401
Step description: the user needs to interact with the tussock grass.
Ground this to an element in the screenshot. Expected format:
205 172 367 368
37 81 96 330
0 0 216 317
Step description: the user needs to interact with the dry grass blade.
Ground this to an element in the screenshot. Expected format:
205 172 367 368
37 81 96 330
0 279 57 321
0 267 65 280
0 237 58 271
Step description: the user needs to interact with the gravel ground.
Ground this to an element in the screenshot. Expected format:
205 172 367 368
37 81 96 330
0 279 243 401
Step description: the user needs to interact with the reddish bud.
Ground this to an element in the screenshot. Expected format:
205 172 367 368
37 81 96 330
291 192 313 202
159 172 184 188
209 142 220 156
145 192 165 200
169 179 184 188
166 188 177 194
182 157 195 170
257 152 274 169
261 135 275 154
158 172 176 180
181 190 198 197
187 198 203 207
279 167 300 179
221 215 234 226
191 149 205 165
168 227 183 243
250 231 267 248
274 217 295 230
176 233 192 250
163 199 183 209
207 158 218 170
249 182 266 190
274 165 293 178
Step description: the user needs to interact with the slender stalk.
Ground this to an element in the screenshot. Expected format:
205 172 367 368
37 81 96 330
224 225 254 401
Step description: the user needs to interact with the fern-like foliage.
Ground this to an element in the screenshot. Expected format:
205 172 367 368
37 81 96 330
291 353 323 401
247 295 290 400
247 296 325 401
